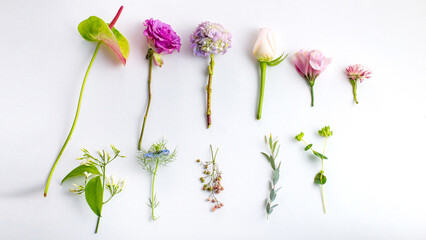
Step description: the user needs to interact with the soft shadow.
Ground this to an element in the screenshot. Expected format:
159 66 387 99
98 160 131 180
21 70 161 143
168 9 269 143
0 184 45 198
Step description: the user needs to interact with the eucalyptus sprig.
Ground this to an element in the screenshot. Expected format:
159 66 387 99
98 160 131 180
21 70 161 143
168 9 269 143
44 6 129 197
295 126 333 213
62 146 125 233
197 145 224 211
261 134 281 219
137 139 177 220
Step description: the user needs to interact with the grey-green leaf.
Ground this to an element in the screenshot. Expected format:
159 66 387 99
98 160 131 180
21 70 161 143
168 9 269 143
271 204 278 209
273 167 280 185
262 152 275 170
61 165 100 184
314 172 327 184
266 202 272 214
304 144 313 151
269 188 276 201
313 151 328 159
85 176 103 217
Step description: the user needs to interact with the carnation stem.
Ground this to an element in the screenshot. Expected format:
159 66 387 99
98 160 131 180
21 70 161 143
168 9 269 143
309 82 315 107
206 54 215 128
352 80 358 104
44 42 101 197
138 49 154 150
151 158 160 220
257 62 267 120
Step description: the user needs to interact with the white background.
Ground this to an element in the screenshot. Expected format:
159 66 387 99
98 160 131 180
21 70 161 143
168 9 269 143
1 0 426 239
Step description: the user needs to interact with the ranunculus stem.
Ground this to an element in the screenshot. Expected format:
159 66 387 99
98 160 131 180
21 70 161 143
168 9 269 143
44 42 102 197
352 79 358 104
139 48 154 150
309 82 315 107
257 62 267 120
206 54 215 128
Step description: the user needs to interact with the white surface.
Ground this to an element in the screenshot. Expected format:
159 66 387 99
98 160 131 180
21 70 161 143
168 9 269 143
1 0 426 239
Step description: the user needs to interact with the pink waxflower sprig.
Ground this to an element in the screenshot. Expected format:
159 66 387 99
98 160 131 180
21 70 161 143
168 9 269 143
292 50 331 107
346 64 371 104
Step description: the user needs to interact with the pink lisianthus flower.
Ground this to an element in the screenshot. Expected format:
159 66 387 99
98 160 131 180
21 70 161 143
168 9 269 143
346 64 371 104
292 50 331 107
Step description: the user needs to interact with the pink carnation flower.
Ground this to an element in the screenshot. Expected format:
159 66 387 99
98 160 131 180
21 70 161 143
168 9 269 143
346 64 371 104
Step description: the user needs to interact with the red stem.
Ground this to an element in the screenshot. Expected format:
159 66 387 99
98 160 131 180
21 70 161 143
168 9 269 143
109 6 123 29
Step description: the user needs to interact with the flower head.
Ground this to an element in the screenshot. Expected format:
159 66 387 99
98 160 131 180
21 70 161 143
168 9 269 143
253 28 277 62
190 21 232 57
318 126 333 137
346 64 371 83
295 132 304 141
143 18 181 55
292 50 331 80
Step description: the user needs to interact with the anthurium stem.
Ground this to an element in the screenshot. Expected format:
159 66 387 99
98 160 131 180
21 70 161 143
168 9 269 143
44 42 101 197
257 62 267 120
206 54 215 128
138 48 154 150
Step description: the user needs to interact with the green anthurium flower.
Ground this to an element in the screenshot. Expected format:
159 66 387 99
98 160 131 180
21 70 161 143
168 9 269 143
44 6 129 197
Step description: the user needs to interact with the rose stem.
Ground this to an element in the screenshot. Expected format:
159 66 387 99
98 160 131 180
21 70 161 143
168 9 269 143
352 80 358 104
257 61 267 120
44 6 124 197
138 48 154 150
206 54 215 128
151 158 160 220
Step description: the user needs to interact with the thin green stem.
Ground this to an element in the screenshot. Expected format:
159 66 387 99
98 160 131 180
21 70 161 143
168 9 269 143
95 165 106 233
44 42 101 197
352 80 358 104
309 82 314 107
320 136 328 214
151 158 160 220
207 54 215 128
138 49 154 150
257 61 267 120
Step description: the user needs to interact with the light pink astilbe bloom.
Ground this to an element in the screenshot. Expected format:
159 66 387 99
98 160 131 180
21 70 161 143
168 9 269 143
292 50 331 106
346 64 372 104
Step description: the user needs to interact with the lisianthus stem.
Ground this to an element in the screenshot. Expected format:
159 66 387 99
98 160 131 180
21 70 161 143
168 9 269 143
206 54 215 128
138 49 154 150
309 81 315 107
44 42 101 197
151 158 160 220
257 62 267 120
352 80 358 104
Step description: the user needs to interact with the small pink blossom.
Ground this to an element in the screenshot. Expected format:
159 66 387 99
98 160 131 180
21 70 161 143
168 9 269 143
292 50 331 106
346 64 371 83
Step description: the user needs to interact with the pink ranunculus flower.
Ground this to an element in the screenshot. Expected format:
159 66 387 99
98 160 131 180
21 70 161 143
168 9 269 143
292 50 331 107
346 64 371 104
143 18 181 55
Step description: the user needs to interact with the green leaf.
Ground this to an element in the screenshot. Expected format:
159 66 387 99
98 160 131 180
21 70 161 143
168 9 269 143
269 188 276 201
313 151 328 159
273 167 280 185
78 16 128 65
272 141 278 154
271 204 278 209
61 165 100 184
314 172 327 184
304 144 313 151
85 176 104 217
261 152 275 170
269 136 273 150
266 202 272 214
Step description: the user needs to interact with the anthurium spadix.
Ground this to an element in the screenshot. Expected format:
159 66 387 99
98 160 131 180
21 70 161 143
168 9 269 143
44 6 129 197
